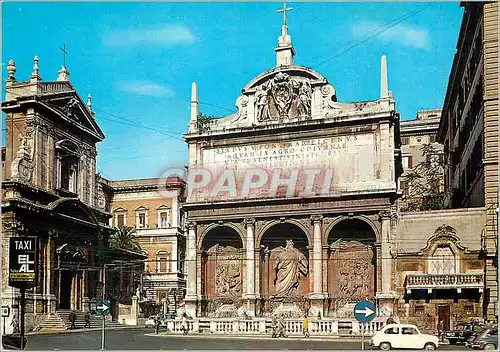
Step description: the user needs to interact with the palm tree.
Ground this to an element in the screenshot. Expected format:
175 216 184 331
109 226 141 252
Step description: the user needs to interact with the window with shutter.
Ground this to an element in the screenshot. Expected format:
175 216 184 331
117 214 124 227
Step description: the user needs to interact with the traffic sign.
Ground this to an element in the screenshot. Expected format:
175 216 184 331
9 237 38 288
354 300 376 323
1 306 10 317
96 300 111 316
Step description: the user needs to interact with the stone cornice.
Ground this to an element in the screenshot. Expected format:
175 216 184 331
184 111 395 141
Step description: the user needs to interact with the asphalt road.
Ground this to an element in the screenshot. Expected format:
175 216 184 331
24 328 470 350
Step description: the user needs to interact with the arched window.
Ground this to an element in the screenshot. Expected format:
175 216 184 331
429 245 456 274
55 139 80 193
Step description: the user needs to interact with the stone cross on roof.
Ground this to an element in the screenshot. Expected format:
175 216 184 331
275 0 295 66
277 0 293 26
60 44 69 67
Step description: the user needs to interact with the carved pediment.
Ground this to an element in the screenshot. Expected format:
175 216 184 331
44 94 105 141
420 224 467 254
190 64 393 134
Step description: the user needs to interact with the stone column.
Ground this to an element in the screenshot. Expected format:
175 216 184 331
45 235 53 314
377 210 396 317
310 215 324 298
172 236 178 274
378 211 392 294
71 274 76 310
244 218 256 316
185 221 197 317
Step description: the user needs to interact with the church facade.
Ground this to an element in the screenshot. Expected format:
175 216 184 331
182 20 403 319
1 58 144 332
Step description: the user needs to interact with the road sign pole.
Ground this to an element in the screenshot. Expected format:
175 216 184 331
361 322 365 350
101 316 105 350
20 286 25 350
101 264 107 351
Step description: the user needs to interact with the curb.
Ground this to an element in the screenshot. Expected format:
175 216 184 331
26 326 138 336
144 332 363 343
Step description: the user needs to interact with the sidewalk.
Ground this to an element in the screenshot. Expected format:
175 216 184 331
26 325 137 336
144 332 365 343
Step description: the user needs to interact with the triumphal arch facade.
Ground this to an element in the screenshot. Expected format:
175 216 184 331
182 20 402 319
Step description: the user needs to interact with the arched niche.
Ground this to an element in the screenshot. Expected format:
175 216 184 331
259 222 310 307
326 218 377 317
200 226 244 313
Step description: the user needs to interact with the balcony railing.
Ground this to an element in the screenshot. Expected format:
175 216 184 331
405 273 483 293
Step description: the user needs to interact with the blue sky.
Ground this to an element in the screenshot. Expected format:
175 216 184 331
2 2 463 180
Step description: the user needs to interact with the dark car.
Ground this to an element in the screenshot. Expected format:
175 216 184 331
443 322 485 345
468 326 497 350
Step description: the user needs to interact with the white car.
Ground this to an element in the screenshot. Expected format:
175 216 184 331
370 323 439 350
144 316 156 328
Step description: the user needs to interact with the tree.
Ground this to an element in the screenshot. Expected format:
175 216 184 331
109 226 141 252
196 112 217 133
403 143 446 212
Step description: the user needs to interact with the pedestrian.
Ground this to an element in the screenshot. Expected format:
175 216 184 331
84 311 91 329
386 314 396 325
437 319 444 334
69 310 77 330
181 313 189 335
11 313 19 334
154 315 160 334
303 314 309 338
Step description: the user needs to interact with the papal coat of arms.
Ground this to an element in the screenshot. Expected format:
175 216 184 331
271 72 294 119
255 72 312 122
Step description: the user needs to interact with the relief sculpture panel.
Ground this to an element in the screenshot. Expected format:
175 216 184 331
205 245 242 298
327 240 375 316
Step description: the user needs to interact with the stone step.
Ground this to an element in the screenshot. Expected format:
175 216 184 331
38 314 67 332
56 310 124 329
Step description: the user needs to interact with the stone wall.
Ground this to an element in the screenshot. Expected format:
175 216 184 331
396 207 485 253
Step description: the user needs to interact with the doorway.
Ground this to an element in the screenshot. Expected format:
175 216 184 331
59 271 72 310
437 305 450 331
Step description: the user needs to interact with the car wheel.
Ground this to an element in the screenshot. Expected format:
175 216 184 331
484 343 496 350
379 342 391 350
424 343 436 350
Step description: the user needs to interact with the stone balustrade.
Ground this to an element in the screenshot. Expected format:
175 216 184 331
162 318 385 336
405 273 484 290
166 319 199 333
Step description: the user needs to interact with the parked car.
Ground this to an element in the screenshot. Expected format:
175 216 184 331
468 326 497 350
370 324 439 350
442 322 485 345
144 316 156 328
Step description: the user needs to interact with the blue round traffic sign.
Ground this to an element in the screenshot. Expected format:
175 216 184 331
97 299 111 316
353 300 376 323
